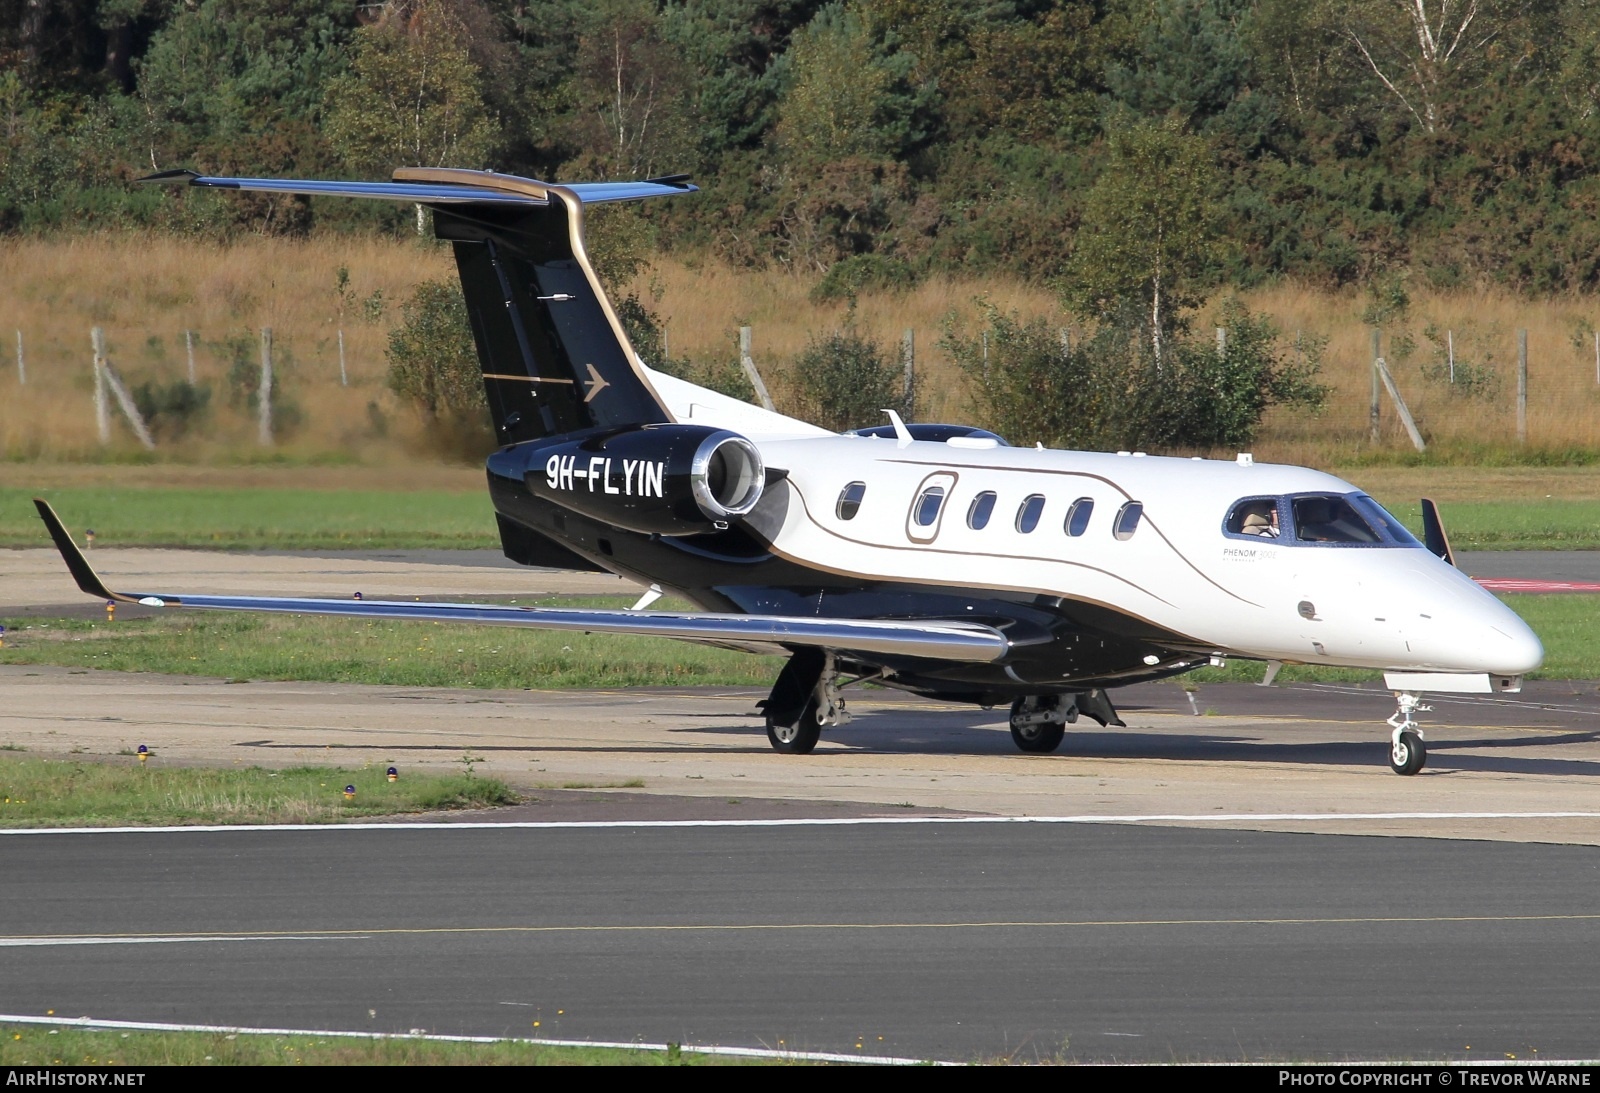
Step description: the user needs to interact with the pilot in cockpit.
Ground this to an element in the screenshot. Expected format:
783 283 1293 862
1238 502 1279 537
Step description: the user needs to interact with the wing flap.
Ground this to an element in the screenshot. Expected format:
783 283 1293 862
32 501 1005 664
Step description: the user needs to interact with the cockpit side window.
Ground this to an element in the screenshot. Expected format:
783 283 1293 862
1351 495 1424 547
1292 495 1380 543
836 481 866 521
1225 497 1283 539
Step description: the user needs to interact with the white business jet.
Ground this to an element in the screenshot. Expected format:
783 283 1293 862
34 167 1543 775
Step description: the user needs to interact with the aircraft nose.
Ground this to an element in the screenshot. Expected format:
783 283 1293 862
1488 605 1544 675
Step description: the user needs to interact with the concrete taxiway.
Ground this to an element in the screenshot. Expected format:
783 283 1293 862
3 666 1599 844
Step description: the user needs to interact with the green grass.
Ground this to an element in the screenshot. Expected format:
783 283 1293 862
0 1026 785 1066
1382 498 1600 551
0 596 775 689
1 486 498 549
0 755 518 827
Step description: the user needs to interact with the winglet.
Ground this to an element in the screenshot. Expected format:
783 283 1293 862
33 499 123 601
136 168 201 184
1420 497 1455 568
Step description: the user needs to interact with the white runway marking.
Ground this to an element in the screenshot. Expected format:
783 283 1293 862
0 1013 943 1066
2 812 1598 836
0 935 363 948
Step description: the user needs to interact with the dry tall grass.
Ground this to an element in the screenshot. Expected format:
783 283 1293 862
3 234 1598 464
0 234 452 461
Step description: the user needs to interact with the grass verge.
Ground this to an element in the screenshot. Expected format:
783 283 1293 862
0 597 775 689
1 485 497 550
0 756 518 827
0 1026 780 1066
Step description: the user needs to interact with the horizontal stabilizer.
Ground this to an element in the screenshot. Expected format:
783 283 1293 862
32 501 1006 664
137 170 697 206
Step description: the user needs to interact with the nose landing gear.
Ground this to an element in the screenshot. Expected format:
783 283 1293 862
1386 691 1430 775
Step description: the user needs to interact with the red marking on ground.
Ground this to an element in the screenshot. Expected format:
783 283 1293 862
1475 577 1600 594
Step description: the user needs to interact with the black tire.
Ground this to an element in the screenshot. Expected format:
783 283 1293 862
1009 699 1066 754
1389 730 1426 775
767 696 823 754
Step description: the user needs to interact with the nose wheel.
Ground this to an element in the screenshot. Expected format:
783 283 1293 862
1386 691 1429 775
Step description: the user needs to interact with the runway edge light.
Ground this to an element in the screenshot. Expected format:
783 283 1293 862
343 784 356 801
387 767 398 783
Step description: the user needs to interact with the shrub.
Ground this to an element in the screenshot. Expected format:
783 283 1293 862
786 320 911 432
130 380 212 443
947 299 1325 451
385 280 490 457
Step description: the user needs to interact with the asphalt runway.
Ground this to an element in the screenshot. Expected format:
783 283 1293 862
4 820 1599 1062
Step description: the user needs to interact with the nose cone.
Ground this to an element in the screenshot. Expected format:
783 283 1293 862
1483 599 1544 675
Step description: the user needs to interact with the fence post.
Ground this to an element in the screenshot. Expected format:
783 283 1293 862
337 328 348 387
1447 329 1455 384
1369 329 1381 443
737 325 775 412
91 327 111 444
100 360 156 450
1216 327 1227 356
258 326 274 446
14 330 23 386
900 328 914 411
1374 358 1426 452
981 330 989 380
185 329 196 385
1517 328 1528 444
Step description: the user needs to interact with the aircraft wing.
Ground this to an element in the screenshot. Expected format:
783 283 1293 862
32 501 1007 664
138 169 698 206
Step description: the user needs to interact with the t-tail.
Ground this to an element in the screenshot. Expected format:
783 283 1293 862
142 167 696 443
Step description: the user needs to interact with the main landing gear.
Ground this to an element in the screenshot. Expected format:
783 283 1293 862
1386 690 1430 776
761 649 851 754
1007 690 1125 754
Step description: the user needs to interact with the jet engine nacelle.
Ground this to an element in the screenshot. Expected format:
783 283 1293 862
524 424 765 536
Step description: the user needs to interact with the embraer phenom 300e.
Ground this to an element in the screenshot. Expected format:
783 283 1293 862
35 167 1543 776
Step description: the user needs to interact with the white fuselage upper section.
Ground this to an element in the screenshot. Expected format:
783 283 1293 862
760 435 1539 676
640 365 1542 677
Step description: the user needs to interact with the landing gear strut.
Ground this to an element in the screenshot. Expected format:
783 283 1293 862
762 649 851 754
1386 691 1430 775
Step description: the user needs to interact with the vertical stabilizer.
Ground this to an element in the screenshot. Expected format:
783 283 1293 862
407 173 676 445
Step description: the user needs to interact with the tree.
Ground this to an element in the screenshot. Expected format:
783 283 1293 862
560 0 697 180
1338 0 1544 133
386 278 489 455
1063 118 1224 369
323 0 498 176
774 2 927 162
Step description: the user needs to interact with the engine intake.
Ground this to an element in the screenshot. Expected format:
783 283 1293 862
521 424 767 536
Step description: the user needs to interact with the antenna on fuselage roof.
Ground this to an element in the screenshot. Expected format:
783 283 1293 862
881 408 912 445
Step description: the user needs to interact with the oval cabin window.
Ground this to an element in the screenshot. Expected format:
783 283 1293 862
1015 494 1045 533
967 491 997 530
1064 497 1094 537
1113 501 1144 541
836 481 866 521
914 486 947 527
